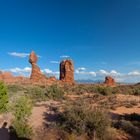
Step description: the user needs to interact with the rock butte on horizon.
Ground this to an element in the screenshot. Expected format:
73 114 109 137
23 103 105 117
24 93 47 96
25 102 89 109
105 76 115 86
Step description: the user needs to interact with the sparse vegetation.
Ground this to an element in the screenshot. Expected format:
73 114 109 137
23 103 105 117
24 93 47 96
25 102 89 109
7 84 24 93
12 96 33 138
46 84 65 100
0 81 9 113
0 82 139 140
57 102 110 139
26 86 46 103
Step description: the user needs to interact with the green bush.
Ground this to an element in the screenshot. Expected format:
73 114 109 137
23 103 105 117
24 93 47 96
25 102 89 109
12 96 33 138
26 86 46 103
0 81 9 113
46 84 65 100
12 120 32 138
72 85 88 94
133 89 140 95
7 84 23 93
58 102 110 139
94 86 113 95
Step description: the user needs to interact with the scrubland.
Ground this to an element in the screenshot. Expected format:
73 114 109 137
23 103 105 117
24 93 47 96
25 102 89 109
0 82 140 140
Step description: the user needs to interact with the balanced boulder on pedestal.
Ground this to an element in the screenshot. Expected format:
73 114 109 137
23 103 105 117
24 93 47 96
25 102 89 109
29 51 46 82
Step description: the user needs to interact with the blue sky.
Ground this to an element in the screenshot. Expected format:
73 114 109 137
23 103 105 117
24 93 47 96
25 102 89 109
0 0 140 83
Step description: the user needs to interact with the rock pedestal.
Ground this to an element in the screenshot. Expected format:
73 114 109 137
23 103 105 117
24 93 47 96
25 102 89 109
105 76 115 86
29 51 46 82
60 60 74 83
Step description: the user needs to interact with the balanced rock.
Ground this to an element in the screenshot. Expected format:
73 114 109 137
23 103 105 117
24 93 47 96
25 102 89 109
29 51 46 82
105 76 115 86
60 59 74 83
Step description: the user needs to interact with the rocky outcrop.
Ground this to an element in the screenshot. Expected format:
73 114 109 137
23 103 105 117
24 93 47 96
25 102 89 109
60 60 74 83
29 51 46 82
49 76 56 81
0 72 28 84
105 76 115 86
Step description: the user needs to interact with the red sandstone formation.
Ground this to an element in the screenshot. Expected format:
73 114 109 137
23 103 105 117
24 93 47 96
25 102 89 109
0 72 28 84
60 59 74 83
29 51 46 82
49 76 56 81
105 76 115 86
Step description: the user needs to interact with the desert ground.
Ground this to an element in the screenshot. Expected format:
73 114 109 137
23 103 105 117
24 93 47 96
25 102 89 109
0 83 140 140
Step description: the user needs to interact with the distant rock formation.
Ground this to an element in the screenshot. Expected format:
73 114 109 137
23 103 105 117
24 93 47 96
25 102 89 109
29 51 46 82
49 76 57 81
105 76 115 86
60 59 74 83
0 72 28 84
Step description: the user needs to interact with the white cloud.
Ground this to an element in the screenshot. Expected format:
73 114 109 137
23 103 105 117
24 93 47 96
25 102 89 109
50 61 59 64
75 67 86 74
60 55 70 58
75 67 96 77
110 70 121 76
9 67 31 73
8 52 29 58
8 52 41 58
128 71 140 76
43 69 59 76
43 69 53 74
98 70 109 76
89 72 96 77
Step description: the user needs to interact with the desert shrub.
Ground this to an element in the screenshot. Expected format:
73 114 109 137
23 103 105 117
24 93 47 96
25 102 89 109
46 84 65 100
0 81 9 113
7 84 23 93
26 86 46 103
12 121 32 138
94 86 113 95
72 85 88 94
63 133 77 140
132 89 140 95
113 85 134 95
57 102 110 139
104 127 118 140
12 96 33 138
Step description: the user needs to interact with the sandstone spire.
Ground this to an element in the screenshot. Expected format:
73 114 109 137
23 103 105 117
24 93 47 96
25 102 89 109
60 59 74 83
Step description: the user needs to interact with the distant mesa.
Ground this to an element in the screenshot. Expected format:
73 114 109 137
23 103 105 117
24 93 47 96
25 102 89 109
29 51 47 82
60 59 74 83
104 76 115 86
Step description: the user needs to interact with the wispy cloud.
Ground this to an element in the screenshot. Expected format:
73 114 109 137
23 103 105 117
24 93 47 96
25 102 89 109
50 61 59 64
9 67 31 73
8 52 41 58
6 67 59 77
8 52 29 58
60 55 70 58
75 67 87 74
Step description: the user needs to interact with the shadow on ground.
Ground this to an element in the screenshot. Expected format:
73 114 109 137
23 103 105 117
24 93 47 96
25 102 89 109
0 122 31 140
